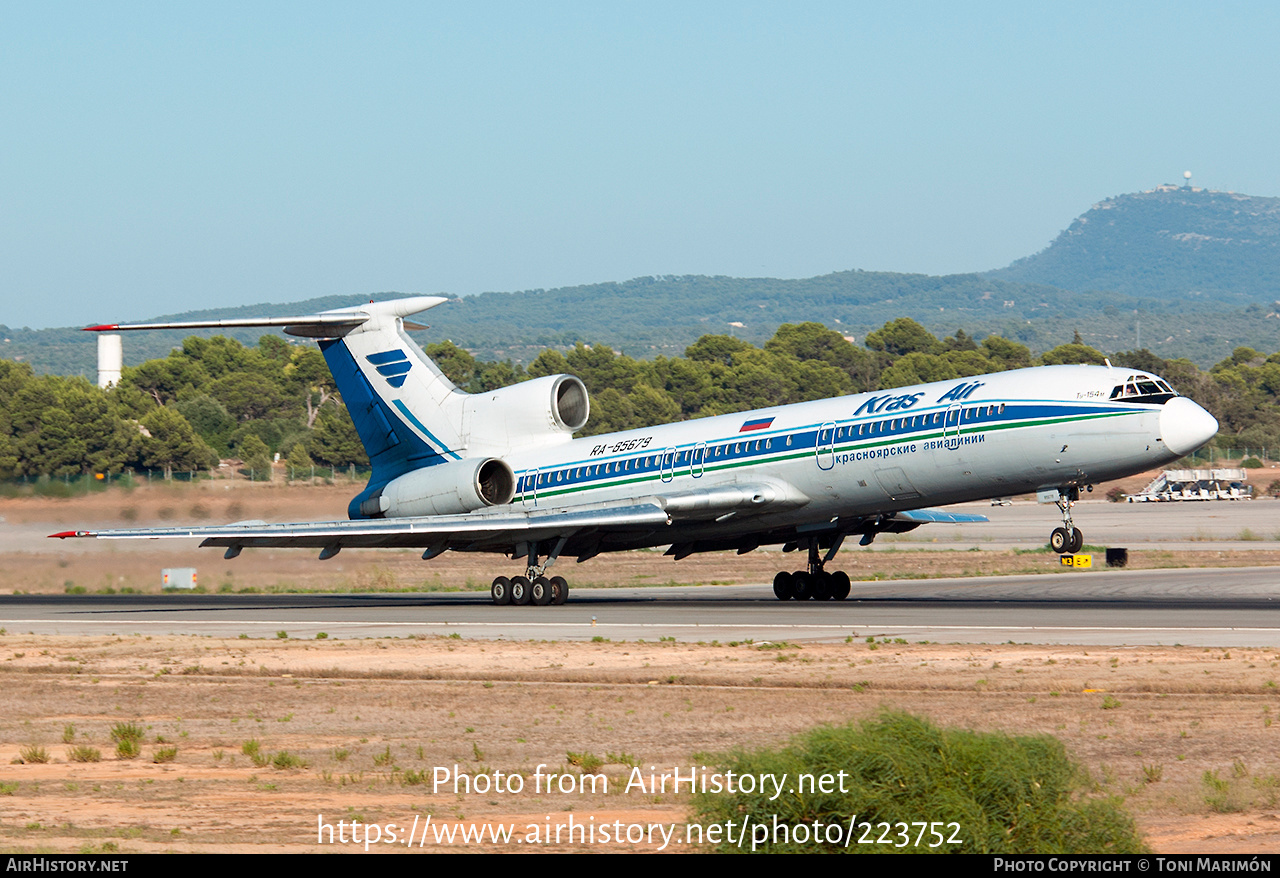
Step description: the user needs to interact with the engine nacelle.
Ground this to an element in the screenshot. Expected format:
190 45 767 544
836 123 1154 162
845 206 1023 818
362 457 516 518
462 374 589 453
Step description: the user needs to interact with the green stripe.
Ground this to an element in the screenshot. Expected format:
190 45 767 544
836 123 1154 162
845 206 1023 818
525 409 1141 500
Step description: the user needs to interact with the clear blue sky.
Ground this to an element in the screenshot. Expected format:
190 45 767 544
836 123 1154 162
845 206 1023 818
3 1 1277 328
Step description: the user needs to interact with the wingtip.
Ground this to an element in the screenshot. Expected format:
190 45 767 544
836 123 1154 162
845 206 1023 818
82 324 119 332
48 530 89 539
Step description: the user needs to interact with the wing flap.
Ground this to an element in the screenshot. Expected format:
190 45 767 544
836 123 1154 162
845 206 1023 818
893 508 990 524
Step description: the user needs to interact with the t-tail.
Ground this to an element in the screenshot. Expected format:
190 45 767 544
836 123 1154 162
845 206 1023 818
87 296 590 520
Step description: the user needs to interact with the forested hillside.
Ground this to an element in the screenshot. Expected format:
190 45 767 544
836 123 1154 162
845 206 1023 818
991 185 1280 302
8 185 1280 377
7 272 1280 378
3 319 1279 483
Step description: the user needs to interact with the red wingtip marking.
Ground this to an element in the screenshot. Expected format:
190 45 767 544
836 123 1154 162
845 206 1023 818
48 531 85 539
83 324 119 332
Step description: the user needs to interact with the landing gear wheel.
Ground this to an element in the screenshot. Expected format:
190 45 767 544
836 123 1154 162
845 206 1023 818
772 571 794 601
791 571 812 601
531 576 553 606
1068 527 1084 554
812 571 832 601
490 576 512 606
830 570 851 601
510 575 532 605
549 576 568 605
1049 527 1070 554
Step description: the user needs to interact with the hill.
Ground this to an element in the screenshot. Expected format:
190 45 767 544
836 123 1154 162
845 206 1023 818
0 273 1183 374
7 185 1280 375
990 185 1280 302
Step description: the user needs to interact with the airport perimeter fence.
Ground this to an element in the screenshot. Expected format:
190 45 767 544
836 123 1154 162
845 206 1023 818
1182 448 1274 466
1 465 375 497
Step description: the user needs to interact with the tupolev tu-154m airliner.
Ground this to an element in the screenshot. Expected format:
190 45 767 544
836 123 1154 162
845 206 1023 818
54 296 1220 605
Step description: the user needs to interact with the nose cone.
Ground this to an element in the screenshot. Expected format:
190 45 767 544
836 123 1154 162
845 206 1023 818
1160 397 1219 456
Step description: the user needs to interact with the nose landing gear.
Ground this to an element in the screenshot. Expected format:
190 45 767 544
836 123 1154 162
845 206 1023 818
1049 487 1084 554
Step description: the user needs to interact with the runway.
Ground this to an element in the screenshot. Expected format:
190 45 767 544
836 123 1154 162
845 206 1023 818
4 564 1280 646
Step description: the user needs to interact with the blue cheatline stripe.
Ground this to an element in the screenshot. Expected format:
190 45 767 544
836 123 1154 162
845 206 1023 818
366 350 408 365
391 399 462 461
514 401 1150 499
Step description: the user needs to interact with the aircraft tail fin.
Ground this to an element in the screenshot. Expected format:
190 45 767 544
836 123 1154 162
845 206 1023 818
87 296 470 515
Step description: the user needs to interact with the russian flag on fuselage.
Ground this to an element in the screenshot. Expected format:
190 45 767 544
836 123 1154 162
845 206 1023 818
739 417 774 433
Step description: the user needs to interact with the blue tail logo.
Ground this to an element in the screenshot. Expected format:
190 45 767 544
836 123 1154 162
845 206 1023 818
366 349 412 388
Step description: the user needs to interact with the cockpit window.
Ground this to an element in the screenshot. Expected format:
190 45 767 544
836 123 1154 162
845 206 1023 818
1109 374 1178 404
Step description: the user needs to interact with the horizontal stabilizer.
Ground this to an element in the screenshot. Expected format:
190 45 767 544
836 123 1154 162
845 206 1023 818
83 296 449 339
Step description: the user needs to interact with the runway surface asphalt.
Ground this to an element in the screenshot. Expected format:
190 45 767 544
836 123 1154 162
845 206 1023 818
4 564 1280 646
6 497 1280 646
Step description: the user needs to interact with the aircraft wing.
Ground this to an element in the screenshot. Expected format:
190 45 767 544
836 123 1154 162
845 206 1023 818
51 501 673 558
50 482 986 559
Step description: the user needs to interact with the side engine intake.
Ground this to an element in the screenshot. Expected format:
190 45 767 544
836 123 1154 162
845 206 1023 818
360 457 516 518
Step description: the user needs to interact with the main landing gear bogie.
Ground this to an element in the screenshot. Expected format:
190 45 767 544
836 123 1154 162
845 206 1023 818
492 539 571 606
491 574 568 606
773 569 851 601
773 538 852 602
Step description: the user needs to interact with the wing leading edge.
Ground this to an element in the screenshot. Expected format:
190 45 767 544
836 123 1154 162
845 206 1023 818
51 501 672 556
51 497 984 559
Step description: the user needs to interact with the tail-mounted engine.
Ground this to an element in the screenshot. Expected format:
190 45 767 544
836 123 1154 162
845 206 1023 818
461 374 589 454
359 457 516 518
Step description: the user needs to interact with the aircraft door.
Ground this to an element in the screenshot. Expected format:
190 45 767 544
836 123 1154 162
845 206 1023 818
942 404 963 448
816 422 836 470
660 447 676 483
691 443 705 478
522 468 539 507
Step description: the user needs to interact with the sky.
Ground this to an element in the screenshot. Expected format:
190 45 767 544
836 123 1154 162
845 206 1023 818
3 1 1279 329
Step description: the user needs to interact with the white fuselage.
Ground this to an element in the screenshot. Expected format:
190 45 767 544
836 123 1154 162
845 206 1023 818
497 365 1200 538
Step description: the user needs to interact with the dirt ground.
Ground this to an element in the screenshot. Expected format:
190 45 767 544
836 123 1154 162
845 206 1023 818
0 635 1278 853
3 478 1280 853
